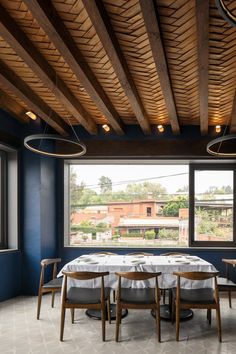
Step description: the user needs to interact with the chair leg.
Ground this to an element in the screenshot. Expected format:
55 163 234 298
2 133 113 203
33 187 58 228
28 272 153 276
113 290 116 302
107 297 111 324
207 309 211 325
51 291 55 308
216 306 222 342
37 290 43 320
175 303 180 341
70 308 75 324
60 307 66 342
115 304 121 342
101 304 106 342
228 291 232 308
171 296 175 324
155 305 161 342
163 289 166 304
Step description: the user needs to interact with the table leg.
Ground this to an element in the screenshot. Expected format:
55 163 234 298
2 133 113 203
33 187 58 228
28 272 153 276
86 304 128 321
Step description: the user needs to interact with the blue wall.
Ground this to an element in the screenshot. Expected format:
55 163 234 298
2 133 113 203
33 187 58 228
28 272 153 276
0 110 57 298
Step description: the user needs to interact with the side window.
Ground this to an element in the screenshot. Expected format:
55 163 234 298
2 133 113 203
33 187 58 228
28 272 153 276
190 164 235 247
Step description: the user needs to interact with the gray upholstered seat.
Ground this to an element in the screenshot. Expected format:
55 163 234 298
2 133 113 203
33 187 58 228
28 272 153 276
172 288 215 304
120 288 155 304
67 287 110 304
43 277 62 288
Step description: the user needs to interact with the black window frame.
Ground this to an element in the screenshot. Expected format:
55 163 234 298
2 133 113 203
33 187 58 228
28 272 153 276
0 150 7 249
189 163 236 247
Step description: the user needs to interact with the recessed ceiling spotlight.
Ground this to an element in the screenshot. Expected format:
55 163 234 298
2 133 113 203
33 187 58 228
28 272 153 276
26 111 37 120
102 124 110 132
157 124 164 133
215 125 221 133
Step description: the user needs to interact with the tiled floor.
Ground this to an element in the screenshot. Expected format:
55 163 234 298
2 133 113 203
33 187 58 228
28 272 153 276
0 294 236 354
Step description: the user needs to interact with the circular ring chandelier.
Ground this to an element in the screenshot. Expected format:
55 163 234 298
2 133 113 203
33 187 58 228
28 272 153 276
24 134 86 158
215 0 236 27
206 134 236 157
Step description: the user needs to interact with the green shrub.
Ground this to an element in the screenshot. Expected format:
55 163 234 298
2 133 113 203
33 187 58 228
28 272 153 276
158 228 179 240
145 229 155 239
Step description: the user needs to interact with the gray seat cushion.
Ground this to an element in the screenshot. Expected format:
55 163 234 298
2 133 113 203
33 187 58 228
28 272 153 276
217 277 236 288
120 288 156 304
67 287 110 304
172 288 215 304
43 277 62 289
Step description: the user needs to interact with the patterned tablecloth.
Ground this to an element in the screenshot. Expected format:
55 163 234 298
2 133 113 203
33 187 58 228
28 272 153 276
58 254 217 290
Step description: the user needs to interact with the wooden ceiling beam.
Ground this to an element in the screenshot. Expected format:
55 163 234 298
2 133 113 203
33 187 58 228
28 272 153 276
0 89 29 123
24 0 124 135
139 0 180 135
82 0 151 135
230 91 236 133
0 60 70 136
196 0 209 136
0 4 97 135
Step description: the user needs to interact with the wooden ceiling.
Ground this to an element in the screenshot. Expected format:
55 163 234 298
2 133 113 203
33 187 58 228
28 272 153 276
0 0 236 137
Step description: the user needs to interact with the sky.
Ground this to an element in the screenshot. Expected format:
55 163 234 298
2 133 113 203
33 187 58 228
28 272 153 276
71 164 233 194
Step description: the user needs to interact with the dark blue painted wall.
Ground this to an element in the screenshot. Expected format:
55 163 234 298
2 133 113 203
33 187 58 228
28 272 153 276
0 110 57 298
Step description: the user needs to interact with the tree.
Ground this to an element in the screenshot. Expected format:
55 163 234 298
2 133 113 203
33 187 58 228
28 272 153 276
99 176 112 194
125 181 167 200
162 196 188 217
70 168 85 213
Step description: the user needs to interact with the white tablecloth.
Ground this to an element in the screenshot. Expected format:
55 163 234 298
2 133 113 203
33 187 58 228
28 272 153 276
58 255 217 290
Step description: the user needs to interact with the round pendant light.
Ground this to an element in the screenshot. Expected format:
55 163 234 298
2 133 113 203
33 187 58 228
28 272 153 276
215 0 236 27
206 134 236 157
24 134 86 158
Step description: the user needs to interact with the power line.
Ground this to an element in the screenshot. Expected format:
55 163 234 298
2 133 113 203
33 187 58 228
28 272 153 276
73 172 188 190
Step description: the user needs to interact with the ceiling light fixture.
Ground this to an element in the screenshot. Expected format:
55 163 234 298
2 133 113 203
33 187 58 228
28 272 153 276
102 124 110 132
207 134 236 157
215 0 236 27
26 111 37 120
157 124 164 133
215 125 221 133
24 134 86 158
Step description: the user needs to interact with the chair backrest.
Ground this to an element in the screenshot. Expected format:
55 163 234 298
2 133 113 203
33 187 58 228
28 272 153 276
61 271 109 303
115 271 161 302
39 258 61 287
126 252 154 256
89 252 117 255
222 259 236 279
161 252 189 256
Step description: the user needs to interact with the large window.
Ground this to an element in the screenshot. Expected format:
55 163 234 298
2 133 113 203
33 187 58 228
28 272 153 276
189 164 236 247
64 163 189 247
0 151 7 248
65 161 236 248
0 146 18 250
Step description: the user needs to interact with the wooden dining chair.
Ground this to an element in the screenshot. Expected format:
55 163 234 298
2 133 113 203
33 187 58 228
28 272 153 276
126 252 154 256
172 271 221 342
60 271 111 342
217 259 236 308
37 258 62 320
115 271 162 342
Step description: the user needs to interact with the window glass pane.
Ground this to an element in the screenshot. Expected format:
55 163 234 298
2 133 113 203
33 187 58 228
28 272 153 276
68 164 189 247
194 170 233 242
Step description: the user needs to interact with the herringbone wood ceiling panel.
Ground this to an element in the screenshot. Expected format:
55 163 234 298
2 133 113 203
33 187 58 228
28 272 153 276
208 0 236 126
0 0 236 133
0 0 105 125
53 0 135 124
103 0 168 125
0 35 73 123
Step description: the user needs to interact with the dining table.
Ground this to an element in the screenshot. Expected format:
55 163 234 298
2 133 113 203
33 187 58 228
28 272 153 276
58 254 217 321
